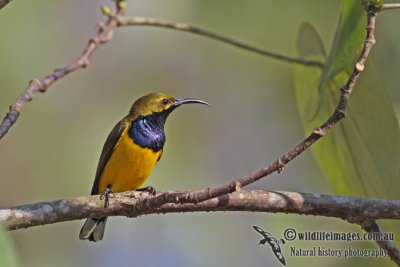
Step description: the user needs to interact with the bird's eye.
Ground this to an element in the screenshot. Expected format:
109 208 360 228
162 99 169 105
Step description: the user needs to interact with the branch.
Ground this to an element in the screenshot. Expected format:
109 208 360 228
0 3 125 140
3 190 400 230
116 16 324 68
361 220 400 265
381 3 400 11
0 0 11 10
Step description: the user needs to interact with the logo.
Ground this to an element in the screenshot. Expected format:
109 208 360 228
252 226 391 265
253 225 286 266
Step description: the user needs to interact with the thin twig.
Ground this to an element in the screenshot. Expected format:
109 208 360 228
361 220 400 266
0 3 125 140
0 5 325 141
381 3 400 10
0 0 11 10
144 11 378 208
116 16 324 68
3 190 400 230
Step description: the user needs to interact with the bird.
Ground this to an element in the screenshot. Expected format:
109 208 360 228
79 92 208 242
253 226 286 266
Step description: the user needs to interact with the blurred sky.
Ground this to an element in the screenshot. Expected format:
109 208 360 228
0 1 399 267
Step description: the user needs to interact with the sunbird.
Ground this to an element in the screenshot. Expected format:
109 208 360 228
79 92 208 242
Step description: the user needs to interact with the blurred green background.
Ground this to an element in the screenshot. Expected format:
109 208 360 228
0 0 399 266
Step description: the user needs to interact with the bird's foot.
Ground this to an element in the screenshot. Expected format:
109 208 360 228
136 186 156 196
100 185 115 208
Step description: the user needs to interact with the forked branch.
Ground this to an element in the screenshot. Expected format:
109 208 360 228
0 2 320 141
0 3 126 140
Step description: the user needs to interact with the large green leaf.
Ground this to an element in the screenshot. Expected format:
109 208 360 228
305 0 366 122
294 1 400 198
322 0 365 82
0 224 19 267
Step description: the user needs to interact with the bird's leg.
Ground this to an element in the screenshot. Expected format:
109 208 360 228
136 186 156 196
100 184 115 208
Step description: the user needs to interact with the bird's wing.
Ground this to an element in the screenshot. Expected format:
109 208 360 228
90 118 130 195
253 226 272 239
272 248 286 266
253 226 265 235
269 240 286 265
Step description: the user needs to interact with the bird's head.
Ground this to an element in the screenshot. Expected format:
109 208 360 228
128 92 208 121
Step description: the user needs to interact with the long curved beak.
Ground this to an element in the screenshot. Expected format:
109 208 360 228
174 98 209 107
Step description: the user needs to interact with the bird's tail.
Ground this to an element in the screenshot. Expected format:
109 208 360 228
79 217 108 242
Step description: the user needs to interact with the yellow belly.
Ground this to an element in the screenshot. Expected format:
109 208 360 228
97 129 162 193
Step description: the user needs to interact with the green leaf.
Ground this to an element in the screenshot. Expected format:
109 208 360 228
0 224 19 267
294 1 400 198
322 0 365 82
305 0 366 122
